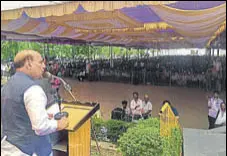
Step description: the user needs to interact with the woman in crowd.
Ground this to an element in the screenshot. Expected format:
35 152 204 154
215 102 226 128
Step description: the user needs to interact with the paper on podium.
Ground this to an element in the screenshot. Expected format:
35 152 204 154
61 102 100 131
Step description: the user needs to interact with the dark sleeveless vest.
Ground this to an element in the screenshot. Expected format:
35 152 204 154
1 72 52 156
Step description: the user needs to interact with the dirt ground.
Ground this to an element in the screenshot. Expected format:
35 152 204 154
60 79 226 130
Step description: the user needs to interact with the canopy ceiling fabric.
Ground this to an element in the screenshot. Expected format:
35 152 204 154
1 1 226 49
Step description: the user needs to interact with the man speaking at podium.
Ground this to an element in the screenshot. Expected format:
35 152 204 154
1 50 69 156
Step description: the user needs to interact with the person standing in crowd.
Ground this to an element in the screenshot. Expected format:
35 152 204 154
130 92 143 121
208 91 223 129
142 94 152 119
1 62 6 78
213 58 222 92
160 100 179 119
215 101 226 128
86 60 91 80
77 70 86 82
206 68 212 91
1 50 69 156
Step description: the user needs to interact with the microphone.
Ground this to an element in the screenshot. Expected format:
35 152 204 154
43 72 72 92
43 72 77 102
43 71 69 120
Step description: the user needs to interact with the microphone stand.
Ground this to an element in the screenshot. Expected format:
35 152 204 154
60 80 101 155
54 92 68 120
51 74 77 102
53 79 72 120
62 83 77 102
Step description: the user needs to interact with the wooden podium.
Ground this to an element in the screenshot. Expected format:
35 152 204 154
61 101 100 156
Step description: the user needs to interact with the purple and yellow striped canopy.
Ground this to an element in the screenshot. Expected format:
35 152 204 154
1 1 226 49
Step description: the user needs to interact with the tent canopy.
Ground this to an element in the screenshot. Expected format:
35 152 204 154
1 1 226 49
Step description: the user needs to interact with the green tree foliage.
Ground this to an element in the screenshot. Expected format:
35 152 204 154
118 118 183 156
1 40 146 60
118 118 163 156
92 117 135 143
162 128 183 156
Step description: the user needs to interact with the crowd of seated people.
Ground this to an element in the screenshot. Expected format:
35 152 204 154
1 55 225 92
44 55 226 92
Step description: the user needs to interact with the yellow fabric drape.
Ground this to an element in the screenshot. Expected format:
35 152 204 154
45 10 143 29
207 21 226 47
156 2 226 15
1 1 176 20
1 1 225 48
72 22 172 33
151 3 226 47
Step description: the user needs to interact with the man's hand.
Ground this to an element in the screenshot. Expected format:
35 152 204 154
56 117 69 131
48 113 54 120
141 108 144 114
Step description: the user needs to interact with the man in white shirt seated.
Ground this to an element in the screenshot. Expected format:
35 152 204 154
142 94 152 119
130 92 143 121
215 102 226 128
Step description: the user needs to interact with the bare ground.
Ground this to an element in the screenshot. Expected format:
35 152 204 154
60 79 226 130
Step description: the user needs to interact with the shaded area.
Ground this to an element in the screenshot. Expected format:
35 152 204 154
59 80 225 129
